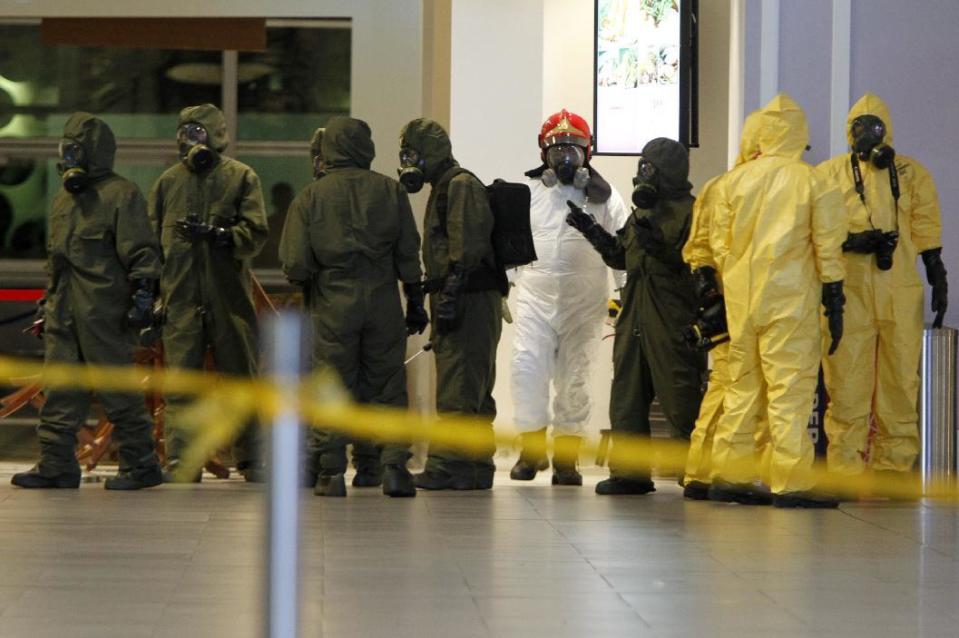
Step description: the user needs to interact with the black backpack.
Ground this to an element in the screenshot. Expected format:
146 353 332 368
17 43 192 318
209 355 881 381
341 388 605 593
486 178 537 269
434 168 537 275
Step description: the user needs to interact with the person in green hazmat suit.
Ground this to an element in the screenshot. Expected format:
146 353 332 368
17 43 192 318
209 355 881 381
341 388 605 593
12 112 164 491
398 118 503 491
295 126 400 490
148 103 268 482
281 117 427 498
566 137 706 495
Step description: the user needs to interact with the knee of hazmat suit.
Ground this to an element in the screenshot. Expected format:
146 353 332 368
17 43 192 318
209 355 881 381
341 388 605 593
708 93 846 493
682 109 763 486
511 109 630 434
818 92 942 475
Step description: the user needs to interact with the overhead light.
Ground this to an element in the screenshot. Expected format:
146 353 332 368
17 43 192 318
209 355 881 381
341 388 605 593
165 62 274 85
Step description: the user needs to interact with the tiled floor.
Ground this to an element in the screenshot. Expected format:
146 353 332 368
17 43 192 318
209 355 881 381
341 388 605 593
0 463 956 638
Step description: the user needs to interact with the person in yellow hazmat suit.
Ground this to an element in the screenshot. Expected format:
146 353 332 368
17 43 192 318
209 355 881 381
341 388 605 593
680 110 767 500
708 93 847 508
818 93 946 480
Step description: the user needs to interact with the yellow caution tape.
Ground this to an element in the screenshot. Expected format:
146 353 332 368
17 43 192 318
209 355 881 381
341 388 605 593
0 354 955 503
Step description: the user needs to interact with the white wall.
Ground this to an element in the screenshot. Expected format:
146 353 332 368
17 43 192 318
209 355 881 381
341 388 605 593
450 0 731 440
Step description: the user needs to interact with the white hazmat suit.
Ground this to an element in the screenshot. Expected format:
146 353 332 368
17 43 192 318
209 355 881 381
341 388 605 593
510 179 629 437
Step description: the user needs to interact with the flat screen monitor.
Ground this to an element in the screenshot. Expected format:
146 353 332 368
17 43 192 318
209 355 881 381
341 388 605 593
593 0 698 155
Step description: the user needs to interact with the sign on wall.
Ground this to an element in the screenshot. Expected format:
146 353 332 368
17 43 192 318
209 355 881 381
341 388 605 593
593 0 697 155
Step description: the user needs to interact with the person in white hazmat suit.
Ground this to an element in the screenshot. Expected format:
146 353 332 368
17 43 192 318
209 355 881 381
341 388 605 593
509 109 630 485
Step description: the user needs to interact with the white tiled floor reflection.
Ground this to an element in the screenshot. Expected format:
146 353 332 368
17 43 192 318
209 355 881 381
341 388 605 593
0 463 956 638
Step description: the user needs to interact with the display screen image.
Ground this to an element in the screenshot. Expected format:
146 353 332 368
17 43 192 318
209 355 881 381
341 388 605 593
594 0 693 155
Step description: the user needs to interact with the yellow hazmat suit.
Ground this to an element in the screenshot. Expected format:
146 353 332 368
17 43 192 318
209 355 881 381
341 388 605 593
818 93 943 475
709 94 846 494
682 110 765 489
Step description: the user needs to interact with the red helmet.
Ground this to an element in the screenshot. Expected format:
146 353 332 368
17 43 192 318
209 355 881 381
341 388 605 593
539 109 592 162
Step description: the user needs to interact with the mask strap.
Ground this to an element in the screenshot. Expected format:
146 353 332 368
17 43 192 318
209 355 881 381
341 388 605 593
850 153 900 233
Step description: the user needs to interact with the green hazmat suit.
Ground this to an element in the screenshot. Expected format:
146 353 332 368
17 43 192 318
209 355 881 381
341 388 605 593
148 104 268 471
597 138 706 481
708 93 846 494
280 116 423 474
400 118 502 487
819 93 943 476
36 113 161 477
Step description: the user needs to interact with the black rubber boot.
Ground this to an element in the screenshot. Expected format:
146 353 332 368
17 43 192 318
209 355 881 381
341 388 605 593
708 479 773 505
473 467 495 490
11 465 80 489
510 458 549 481
595 476 656 495
104 465 164 491
773 491 840 509
510 428 549 481
314 472 347 497
413 469 477 490
382 464 416 498
551 436 583 486
683 480 711 500
352 466 383 488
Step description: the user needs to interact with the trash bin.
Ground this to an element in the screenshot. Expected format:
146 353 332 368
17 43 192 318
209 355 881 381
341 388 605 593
919 327 957 492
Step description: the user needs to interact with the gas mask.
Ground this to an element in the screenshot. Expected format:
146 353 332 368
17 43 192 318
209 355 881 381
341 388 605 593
631 156 659 209
57 140 88 194
851 115 895 169
543 144 589 189
177 122 216 173
398 147 426 193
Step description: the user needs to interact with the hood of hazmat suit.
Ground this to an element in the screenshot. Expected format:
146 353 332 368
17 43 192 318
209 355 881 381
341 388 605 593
707 93 846 493
399 118 456 184
817 92 943 475
683 110 762 271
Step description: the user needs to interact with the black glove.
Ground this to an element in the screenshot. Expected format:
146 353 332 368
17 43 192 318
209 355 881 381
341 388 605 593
126 279 157 329
175 216 233 249
842 230 882 253
25 297 45 339
435 263 468 335
921 248 948 328
403 282 429 335
693 266 720 304
822 281 845 355
566 200 618 256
